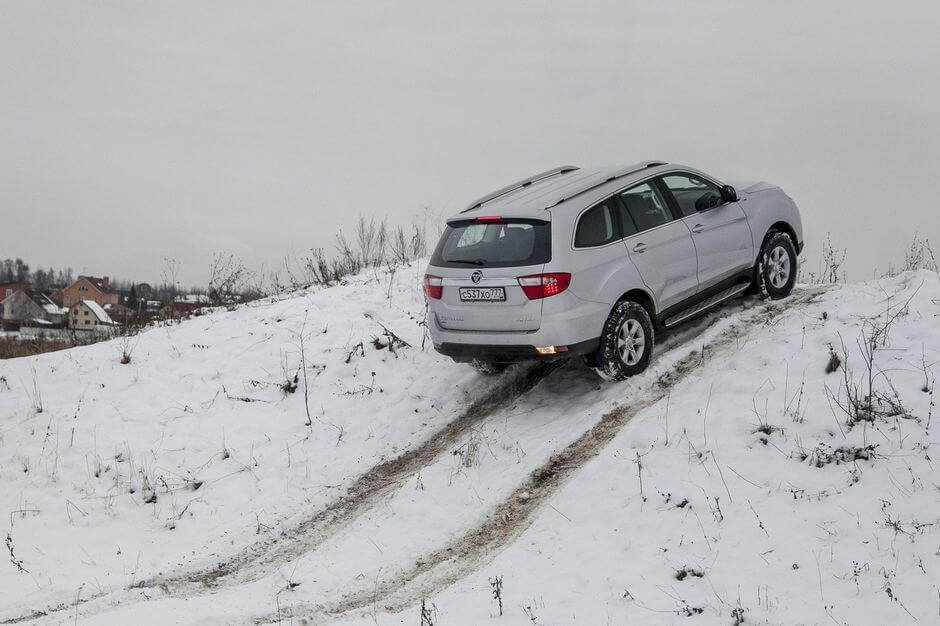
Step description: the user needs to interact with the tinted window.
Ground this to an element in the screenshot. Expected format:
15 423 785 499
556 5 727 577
661 174 722 217
618 183 672 233
574 201 618 248
430 219 551 268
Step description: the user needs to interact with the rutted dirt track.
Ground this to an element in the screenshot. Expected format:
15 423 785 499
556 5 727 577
260 290 824 623
146 360 566 593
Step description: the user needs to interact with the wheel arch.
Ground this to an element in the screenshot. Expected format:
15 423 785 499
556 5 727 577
615 288 656 320
764 221 799 253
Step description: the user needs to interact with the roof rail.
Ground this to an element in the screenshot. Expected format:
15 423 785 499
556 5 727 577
546 160 667 208
461 165 580 212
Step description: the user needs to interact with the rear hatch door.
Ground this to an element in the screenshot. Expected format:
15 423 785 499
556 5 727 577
428 216 550 332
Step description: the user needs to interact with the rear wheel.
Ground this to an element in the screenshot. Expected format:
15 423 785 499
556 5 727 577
756 232 797 299
470 360 508 376
594 301 654 381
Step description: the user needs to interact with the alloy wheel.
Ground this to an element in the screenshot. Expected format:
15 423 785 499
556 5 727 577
768 245 791 289
617 318 645 366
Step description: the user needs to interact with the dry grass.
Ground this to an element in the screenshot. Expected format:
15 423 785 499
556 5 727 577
0 336 84 359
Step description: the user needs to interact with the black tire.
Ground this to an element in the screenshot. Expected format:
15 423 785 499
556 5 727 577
593 301 654 381
470 360 509 375
756 231 798 300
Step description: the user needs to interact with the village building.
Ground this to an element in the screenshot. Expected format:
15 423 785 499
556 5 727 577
160 293 209 318
0 281 26 301
69 300 116 331
103 302 135 324
1 289 68 331
61 275 120 308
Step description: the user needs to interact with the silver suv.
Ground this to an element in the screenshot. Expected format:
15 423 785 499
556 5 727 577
424 161 803 380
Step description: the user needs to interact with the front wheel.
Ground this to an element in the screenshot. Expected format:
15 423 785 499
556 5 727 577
758 232 798 299
594 301 654 381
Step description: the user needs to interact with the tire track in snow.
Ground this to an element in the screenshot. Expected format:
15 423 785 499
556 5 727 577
1 360 565 624
150 362 565 592
277 289 826 623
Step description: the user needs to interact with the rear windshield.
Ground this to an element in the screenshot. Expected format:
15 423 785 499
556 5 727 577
430 219 551 268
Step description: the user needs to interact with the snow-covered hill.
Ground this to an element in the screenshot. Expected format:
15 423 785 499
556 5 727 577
1 265 938 625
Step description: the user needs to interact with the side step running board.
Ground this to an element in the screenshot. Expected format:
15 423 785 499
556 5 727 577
663 283 750 328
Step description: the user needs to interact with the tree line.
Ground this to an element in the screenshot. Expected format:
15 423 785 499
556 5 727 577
1 258 74 291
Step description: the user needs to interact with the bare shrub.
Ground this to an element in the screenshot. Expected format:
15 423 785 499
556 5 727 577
885 235 939 277
419 599 436 626
825 344 841 373
674 566 705 581
208 253 262 305
279 212 436 290
27 367 43 414
365 313 411 356
452 429 484 468
810 443 877 467
357 216 388 268
282 247 353 288
389 222 428 265
489 575 504 616
6 532 28 574
119 335 136 365
819 233 846 283
827 330 914 431
801 233 845 284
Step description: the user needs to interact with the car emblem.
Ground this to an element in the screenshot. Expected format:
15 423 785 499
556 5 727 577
471 270 483 283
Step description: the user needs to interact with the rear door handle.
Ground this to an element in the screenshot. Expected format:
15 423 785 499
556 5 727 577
632 243 647 253
691 224 705 234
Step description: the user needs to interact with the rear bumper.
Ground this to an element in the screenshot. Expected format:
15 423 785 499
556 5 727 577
435 337 599 363
428 286 608 363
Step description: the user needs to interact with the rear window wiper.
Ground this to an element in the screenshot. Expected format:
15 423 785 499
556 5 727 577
448 259 485 265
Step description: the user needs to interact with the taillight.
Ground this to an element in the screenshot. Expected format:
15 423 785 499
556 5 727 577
423 274 443 299
517 273 571 299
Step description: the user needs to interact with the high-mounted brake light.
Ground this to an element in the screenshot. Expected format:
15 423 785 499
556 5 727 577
475 215 504 222
423 274 443 299
517 273 571 299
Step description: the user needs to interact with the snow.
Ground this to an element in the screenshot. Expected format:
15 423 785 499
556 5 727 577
1 265 939 625
81 299 114 324
174 294 210 305
40 304 66 316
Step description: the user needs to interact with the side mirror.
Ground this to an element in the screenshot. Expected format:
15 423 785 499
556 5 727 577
720 185 738 203
694 191 722 211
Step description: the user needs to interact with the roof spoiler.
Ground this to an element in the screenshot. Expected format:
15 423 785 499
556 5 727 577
546 160 667 208
461 165 580 213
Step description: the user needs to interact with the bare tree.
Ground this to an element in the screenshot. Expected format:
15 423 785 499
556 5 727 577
161 257 182 303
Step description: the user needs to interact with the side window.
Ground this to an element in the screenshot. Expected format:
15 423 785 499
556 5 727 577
574 201 618 248
618 182 672 233
661 173 722 217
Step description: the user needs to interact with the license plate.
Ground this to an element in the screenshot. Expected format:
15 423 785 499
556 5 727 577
459 287 506 302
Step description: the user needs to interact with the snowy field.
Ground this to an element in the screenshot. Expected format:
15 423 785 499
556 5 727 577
1 265 938 625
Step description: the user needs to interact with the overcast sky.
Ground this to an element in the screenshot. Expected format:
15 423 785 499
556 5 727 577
1 1 938 286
